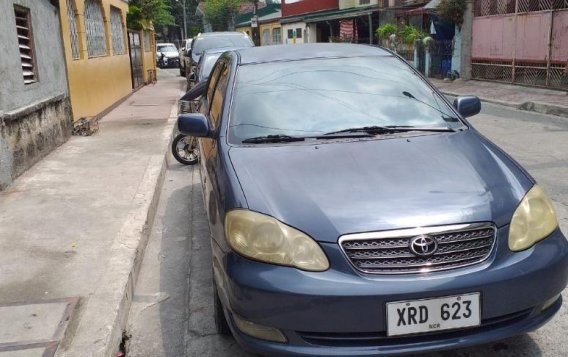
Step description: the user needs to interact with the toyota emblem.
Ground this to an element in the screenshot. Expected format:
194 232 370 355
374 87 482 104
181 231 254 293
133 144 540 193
409 235 438 256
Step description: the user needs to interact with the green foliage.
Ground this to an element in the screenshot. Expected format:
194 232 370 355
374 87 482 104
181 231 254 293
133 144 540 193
437 0 467 28
127 0 176 30
375 23 397 40
204 0 242 31
400 25 425 45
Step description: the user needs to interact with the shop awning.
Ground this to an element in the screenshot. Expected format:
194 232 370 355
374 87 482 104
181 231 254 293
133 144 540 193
400 0 441 16
280 5 380 25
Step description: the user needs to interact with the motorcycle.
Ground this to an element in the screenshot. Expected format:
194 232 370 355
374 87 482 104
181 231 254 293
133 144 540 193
157 52 168 68
172 80 208 165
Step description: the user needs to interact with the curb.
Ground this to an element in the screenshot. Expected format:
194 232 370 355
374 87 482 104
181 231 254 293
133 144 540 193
440 90 568 119
56 100 179 357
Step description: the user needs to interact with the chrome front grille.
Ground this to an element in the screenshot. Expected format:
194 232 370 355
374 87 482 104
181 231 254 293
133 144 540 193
340 224 496 274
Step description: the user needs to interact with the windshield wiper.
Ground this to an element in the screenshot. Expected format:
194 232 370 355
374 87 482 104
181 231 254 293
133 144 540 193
324 125 454 136
324 126 393 136
241 135 306 144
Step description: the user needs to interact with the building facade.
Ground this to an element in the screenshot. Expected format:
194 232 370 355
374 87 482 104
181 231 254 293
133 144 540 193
281 0 339 44
235 2 283 46
59 0 133 122
0 0 73 189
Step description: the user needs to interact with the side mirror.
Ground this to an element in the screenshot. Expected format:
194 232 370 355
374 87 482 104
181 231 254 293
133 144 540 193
178 113 211 137
453 96 481 118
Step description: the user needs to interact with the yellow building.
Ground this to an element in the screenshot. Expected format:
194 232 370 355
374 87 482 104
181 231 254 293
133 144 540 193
59 0 156 122
235 4 282 46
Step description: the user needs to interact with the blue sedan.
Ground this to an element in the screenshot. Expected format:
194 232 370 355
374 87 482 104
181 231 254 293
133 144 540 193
177 43 568 356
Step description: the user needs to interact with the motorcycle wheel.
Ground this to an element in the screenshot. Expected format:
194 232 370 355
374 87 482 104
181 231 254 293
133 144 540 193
172 134 199 165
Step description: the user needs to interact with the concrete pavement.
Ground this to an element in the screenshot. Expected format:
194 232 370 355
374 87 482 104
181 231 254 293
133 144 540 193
430 79 568 118
0 69 185 357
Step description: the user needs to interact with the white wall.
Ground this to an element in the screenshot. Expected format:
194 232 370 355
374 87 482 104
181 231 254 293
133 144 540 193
283 22 307 44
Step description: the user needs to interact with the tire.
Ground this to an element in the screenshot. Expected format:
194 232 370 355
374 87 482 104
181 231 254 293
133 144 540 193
214 284 231 335
171 134 199 165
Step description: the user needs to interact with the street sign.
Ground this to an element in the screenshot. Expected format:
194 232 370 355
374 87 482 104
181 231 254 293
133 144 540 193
251 15 258 28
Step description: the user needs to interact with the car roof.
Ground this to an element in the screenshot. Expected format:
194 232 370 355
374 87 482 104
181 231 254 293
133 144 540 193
203 46 250 56
233 43 392 65
196 32 248 38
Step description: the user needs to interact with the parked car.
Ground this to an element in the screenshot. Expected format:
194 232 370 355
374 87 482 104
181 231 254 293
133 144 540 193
178 44 568 356
188 47 248 88
179 38 193 76
184 32 253 79
156 43 180 68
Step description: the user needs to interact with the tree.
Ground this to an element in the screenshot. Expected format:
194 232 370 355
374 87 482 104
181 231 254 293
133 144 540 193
203 0 242 31
127 0 176 30
436 0 467 29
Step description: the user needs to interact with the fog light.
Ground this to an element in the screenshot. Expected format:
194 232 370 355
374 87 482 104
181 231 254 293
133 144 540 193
233 314 287 343
542 294 560 311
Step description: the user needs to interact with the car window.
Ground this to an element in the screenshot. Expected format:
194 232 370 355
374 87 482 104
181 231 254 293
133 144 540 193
201 54 223 80
157 45 176 52
229 56 465 143
209 64 230 129
206 62 224 106
193 35 253 55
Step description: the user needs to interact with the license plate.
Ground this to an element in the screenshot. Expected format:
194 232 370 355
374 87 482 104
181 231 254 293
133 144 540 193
387 293 481 336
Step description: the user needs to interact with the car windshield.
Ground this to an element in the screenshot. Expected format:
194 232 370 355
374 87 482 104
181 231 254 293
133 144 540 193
200 53 223 79
193 36 252 55
229 56 465 143
157 45 176 52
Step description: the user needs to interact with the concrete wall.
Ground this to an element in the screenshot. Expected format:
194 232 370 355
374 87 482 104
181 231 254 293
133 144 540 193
0 98 72 190
0 0 72 189
59 0 132 122
0 0 68 112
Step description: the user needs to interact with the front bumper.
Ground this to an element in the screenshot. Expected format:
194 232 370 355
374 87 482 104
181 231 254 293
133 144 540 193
214 227 568 356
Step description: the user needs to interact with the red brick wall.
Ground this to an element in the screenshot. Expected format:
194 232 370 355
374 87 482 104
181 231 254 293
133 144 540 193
282 0 339 17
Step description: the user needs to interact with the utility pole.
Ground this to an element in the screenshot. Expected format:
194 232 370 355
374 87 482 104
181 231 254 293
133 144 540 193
251 0 260 46
179 0 187 39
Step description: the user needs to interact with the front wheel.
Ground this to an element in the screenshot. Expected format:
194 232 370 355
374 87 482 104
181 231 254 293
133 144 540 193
171 134 199 165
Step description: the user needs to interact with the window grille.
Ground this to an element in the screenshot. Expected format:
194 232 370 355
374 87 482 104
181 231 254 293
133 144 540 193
14 6 36 84
110 7 125 55
84 0 107 57
66 0 80 59
144 31 151 52
360 0 371 5
272 27 282 44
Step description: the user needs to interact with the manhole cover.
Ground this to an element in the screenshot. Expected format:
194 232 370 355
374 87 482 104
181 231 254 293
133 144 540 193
0 298 78 357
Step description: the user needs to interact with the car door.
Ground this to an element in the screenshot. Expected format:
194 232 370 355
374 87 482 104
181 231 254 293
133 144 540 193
200 60 230 243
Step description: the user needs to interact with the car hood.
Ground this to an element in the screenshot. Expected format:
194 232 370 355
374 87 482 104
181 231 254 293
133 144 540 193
228 131 533 243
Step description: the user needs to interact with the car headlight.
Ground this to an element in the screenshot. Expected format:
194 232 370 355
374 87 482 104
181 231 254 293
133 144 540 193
509 185 558 251
225 210 329 271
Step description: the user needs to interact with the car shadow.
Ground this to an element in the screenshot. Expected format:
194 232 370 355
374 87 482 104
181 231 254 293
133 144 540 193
414 334 542 357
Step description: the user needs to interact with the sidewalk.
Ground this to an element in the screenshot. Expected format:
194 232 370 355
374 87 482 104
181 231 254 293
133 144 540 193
430 79 568 118
0 70 185 357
